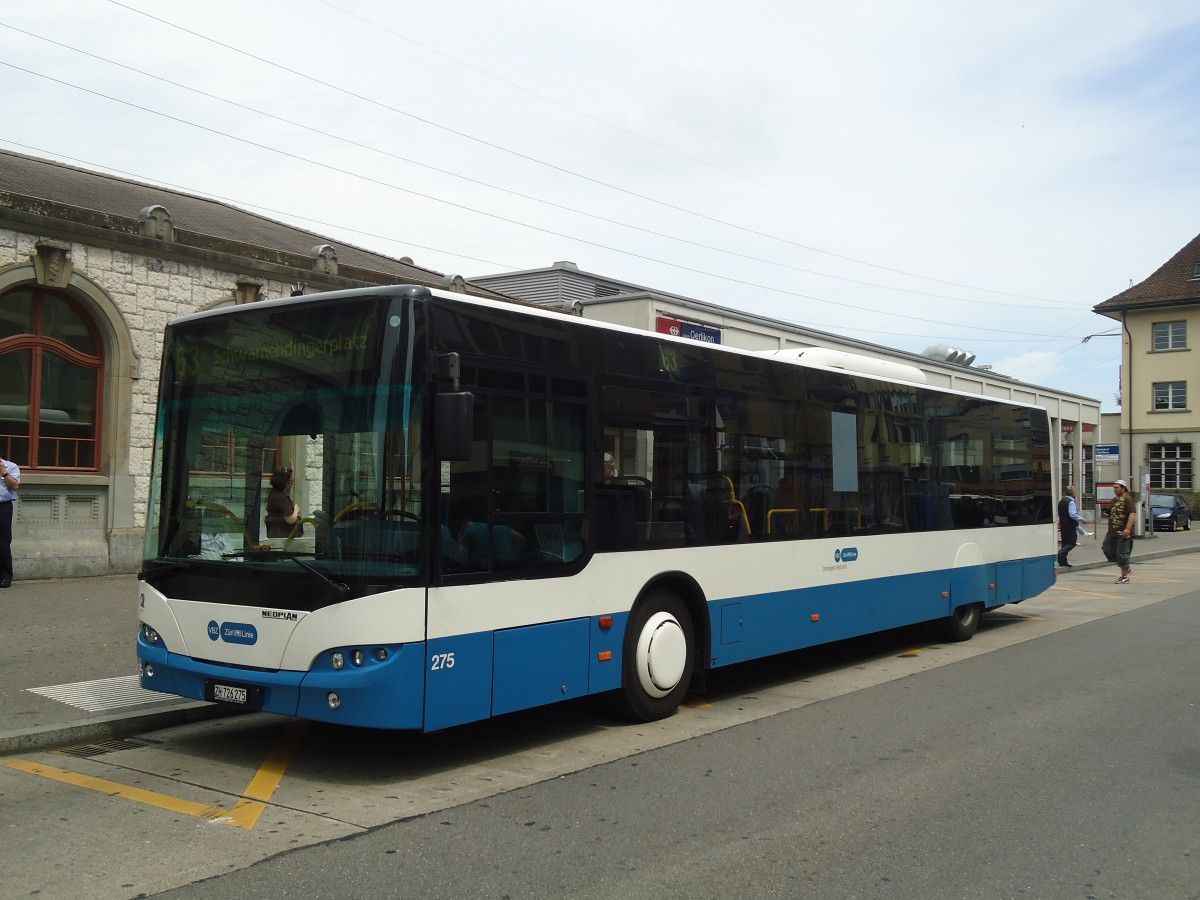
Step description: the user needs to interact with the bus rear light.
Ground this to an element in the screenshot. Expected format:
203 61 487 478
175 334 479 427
599 616 613 629
598 651 612 661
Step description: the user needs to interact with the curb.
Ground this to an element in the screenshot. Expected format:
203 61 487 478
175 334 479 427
1055 541 1199 575
0 701 234 757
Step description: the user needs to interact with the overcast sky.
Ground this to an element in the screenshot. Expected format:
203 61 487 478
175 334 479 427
5 1 1200 409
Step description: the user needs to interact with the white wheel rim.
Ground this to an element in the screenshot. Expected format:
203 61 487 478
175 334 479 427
635 611 687 698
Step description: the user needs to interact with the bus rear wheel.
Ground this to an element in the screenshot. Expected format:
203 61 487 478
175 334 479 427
939 602 982 642
610 589 694 722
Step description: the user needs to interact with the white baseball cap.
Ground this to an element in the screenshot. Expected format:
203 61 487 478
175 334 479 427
1114 479 1129 489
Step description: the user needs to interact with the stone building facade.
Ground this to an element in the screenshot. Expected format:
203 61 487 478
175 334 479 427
0 150 506 578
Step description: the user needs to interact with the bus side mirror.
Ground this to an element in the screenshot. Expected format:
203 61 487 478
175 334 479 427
435 392 474 460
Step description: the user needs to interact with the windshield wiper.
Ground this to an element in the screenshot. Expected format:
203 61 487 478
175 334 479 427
282 555 350 601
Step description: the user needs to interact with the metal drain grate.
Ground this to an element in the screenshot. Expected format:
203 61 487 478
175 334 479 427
27 675 167 711
55 736 161 758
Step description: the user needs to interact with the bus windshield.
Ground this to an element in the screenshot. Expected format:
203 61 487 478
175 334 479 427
142 293 425 607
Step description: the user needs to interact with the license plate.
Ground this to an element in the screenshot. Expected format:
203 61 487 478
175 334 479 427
205 680 262 709
213 684 246 704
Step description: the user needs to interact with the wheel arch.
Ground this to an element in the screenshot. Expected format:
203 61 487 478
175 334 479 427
950 541 990 611
633 570 711 674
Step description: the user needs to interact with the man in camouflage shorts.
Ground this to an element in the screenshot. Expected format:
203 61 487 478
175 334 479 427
1103 479 1135 584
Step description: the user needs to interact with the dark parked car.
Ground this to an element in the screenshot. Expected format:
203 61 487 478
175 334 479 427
1149 493 1192 531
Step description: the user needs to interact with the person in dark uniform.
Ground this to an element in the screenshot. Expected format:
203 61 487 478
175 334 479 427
1057 484 1086 567
0 456 19 587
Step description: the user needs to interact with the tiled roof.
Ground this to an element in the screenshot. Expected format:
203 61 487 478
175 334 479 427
0 148 467 285
1094 231 1200 313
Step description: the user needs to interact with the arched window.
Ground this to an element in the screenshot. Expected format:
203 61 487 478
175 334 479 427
0 287 104 471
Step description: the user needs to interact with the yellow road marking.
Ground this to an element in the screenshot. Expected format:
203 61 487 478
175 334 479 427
1051 585 1123 598
0 758 230 820
0 719 308 830
226 720 309 828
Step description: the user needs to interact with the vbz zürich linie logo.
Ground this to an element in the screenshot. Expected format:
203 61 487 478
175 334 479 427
834 548 859 563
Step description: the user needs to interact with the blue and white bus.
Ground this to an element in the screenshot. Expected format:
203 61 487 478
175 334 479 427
138 285 1055 730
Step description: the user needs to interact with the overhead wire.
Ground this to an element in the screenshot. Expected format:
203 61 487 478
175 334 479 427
0 132 1104 355
98 0 1092 306
312 0 1123 283
0 59 1092 340
0 21 1086 313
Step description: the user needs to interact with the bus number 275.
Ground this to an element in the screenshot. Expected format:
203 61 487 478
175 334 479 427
430 652 456 671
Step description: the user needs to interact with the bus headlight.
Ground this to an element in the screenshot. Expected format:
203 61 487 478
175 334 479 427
327 692 341 709
331 651 345 670
352 649 365 667
141 624 160 645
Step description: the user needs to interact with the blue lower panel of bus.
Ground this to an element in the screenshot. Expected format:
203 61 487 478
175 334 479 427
492 618 590 716
423 615 626 732
137 638 427 729
138 556 1052 731
296 646 426 728
709 557 1053 667
140 612 628 733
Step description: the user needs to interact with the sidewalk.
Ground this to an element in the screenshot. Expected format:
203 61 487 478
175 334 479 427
0 574 225 755
2 526 1198 756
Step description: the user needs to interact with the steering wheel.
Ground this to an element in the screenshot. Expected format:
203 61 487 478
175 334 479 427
333 501 376 523
615 475 654 489
382 509 422 522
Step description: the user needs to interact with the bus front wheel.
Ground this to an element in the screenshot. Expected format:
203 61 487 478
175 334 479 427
610 589 694 722
939 602 982 642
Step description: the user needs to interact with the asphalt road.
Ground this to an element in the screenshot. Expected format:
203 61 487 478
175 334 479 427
153 586 1200 899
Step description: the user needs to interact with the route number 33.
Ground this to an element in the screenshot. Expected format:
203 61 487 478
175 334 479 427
430 652 455 671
